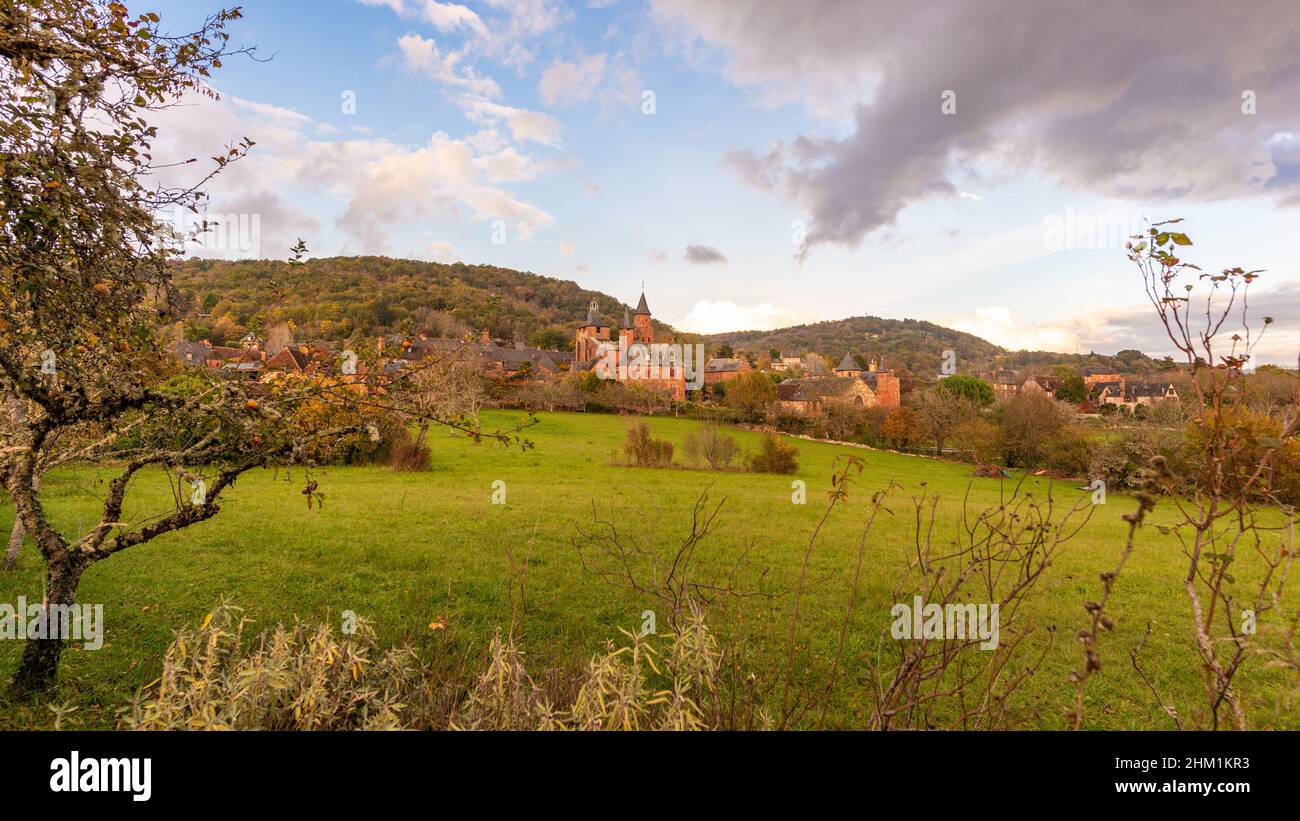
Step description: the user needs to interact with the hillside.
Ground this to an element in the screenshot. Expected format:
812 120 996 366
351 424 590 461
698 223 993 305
168 256 671 352
169 256 1166 377
703 316 1170 379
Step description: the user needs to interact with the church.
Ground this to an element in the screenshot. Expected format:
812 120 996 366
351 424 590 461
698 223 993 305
572 291 689 400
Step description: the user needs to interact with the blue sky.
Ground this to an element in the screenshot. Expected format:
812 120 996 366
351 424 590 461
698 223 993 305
147 0 1300 364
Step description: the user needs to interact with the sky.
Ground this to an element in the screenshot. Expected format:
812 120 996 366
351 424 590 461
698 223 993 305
145 0 1300 364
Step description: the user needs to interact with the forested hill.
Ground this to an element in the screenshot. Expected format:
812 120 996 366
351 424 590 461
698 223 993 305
703 315 1169 378
168 256 670 351
169 256 1164 376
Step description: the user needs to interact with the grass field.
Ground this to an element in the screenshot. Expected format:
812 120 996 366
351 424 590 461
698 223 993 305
1 410 1296 729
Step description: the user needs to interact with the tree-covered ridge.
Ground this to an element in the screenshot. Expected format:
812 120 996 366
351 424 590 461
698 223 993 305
172 256 1165 375
169 256 672 351
704 315 1168 377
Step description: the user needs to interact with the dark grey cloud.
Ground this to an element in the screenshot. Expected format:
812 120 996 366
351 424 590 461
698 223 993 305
684 243 727 264
657 0 1300 256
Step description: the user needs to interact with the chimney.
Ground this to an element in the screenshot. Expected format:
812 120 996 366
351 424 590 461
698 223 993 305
869 357 878 372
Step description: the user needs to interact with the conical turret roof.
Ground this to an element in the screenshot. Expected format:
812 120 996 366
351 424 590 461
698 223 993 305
837 352 863 372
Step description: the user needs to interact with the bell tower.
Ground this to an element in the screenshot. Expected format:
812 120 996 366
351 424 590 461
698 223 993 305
633 290 652 345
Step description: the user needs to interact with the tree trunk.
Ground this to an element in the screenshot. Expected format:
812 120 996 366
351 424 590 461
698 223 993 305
3 474 36 571
10 557 86 697
3 519 23 570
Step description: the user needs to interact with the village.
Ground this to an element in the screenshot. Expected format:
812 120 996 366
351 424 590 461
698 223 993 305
170 287 1180 418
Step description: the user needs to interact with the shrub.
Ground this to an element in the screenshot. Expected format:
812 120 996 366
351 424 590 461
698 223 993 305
724 370 777 416
121 602 447 730
952 417 1001 464
938 374 995 405
882 406 921 451
624 421 674 467
1048 427 1093 477
748 433 799 474
683 425 741 470
386 423 431 471
124 601 722 731
998 390 1071 468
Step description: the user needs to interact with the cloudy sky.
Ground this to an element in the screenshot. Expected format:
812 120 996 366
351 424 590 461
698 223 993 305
148 0 1300 363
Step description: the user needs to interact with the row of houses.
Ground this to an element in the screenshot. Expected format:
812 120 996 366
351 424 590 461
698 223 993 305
987 367 1178 413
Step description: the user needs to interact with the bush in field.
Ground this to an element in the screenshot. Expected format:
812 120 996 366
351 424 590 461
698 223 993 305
820 401 872 441
456 608 719 731
125 601 721 731
122 602 448 730
952 417 1002 464
882 407 922 451
748 433 799 474
683 426 741 470
1047 426 1093 477
624 421 674 467
998 390 1072 468
1181 405 1300 506
387 423 431 471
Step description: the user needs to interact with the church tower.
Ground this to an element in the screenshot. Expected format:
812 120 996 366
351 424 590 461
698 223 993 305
574 299 610 361
619 308 634 349
633 291 653 344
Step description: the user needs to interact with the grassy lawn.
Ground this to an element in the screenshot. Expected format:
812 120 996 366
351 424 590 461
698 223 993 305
1 410 1295 729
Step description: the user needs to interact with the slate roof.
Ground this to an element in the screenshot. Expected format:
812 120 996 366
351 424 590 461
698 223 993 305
836 352 863 372
1125 382 1176 399
635 292 650 315
780 375 872 402
705 357 746 373
174 340 212 366
583 300 607 328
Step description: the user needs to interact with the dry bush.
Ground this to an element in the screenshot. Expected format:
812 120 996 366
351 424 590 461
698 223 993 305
123 599 723 731
386 423 431 471
451 605 721 730
747 433 799 474
863 479 1092 729
623 421 674 467
121 601 453 730
683 425 741 470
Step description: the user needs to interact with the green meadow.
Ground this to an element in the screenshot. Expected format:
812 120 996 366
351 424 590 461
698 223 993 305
0 410 1295 729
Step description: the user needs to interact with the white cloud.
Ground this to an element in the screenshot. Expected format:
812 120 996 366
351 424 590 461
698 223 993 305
558 240 576 256
360 0 487 36
539 54 607 107
147 89 555 256
424 240 457 262
397 33 501 98
682 300 799 333
948 306 1085 353
456 96 562 147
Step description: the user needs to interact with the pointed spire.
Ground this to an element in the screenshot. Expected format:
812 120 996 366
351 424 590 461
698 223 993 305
837 352 863 372
621 308 632 329
635 291 650 315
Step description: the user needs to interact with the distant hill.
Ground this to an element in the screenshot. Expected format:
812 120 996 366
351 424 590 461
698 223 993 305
169 256 1167 379
168 256 670 352
704 316 1171 380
